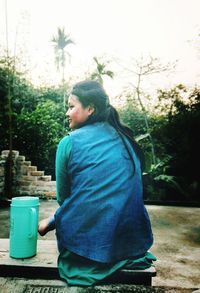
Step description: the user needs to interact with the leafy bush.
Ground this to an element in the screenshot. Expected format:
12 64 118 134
119 86 200 202
0 57 68 178
14 100 66 178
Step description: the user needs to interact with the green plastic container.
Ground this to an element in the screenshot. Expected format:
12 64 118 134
9 196 40 258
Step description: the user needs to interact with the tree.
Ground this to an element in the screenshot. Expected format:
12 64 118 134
52 27 74 133
15 100 65 178
52 27 74 87
0 56 16 199
122 55 175 166
149 85 200 201
0 56 68 181
91 57 114 85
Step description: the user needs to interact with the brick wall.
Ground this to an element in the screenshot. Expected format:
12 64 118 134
0 150 56 199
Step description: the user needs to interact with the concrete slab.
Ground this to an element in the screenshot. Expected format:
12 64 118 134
0 277 198 293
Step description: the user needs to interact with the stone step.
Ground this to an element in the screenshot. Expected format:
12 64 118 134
18 165 29 175
16 155 25 162
21 175 37 182
0 150 56 198
38 175 52 181
0 169 4 176
27 166 37 172
16 180 32 187
1 150 19 159
29 171 44 176
43 181 56 186
18 161 31 166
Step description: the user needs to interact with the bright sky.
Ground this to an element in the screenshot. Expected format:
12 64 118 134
0 0 199 99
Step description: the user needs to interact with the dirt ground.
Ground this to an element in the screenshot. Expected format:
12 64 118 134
0 200 200 290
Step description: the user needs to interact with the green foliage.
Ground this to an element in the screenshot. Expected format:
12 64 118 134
90 57 114 85
157 85 198 202
119 102 147 136
1 54 199 202
119 86 200 202
14 101 65 177
149 85 200 201
143 157 188 201
0 56 68 180
119 101 158 171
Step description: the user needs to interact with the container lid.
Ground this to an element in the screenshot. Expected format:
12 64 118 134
11 196 39 206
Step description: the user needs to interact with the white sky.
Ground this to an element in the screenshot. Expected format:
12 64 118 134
0 0 200 99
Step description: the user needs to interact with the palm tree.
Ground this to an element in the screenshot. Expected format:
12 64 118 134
91 57 114 85
52 27 74 112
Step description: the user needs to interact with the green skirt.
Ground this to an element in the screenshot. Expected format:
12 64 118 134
58 250 156 286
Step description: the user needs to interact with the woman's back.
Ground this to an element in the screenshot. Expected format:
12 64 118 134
55 122 153 262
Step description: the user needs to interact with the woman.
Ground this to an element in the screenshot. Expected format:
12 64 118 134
38 80 156 286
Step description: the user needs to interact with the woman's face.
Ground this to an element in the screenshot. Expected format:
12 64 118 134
66 95 94 129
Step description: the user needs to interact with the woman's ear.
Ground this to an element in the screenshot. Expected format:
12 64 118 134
87 104 95 116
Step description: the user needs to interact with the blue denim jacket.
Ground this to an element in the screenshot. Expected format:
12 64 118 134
54 122 153 263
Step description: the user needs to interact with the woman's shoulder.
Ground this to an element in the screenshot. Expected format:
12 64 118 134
69 123 102 135
58 134 72 148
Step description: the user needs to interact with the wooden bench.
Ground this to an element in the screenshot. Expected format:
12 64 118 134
0 239 156 286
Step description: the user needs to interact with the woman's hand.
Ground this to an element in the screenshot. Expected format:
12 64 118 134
38 218 50 236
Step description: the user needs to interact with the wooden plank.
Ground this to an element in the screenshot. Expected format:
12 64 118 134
101 267 156 286
0 239 58 268
0 238 156 285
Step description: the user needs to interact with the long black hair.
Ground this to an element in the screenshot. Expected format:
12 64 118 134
71 80 145 171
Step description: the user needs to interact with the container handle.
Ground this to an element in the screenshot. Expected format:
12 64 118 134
29 208 36 238
10 218 14 236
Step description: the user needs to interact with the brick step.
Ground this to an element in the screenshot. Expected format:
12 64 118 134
18 161 31 166
21 175 37 182
38 175 52 181
29 171 44 176
27 166 37 172
1 150 19 159
32 181 56 187
16 155 25 162
18 165 38 176
0 150 56 198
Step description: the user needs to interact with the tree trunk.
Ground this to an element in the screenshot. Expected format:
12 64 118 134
136 74 157 165
4 89 13 199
